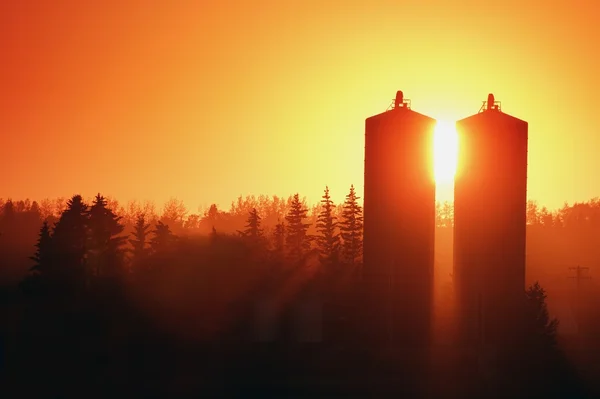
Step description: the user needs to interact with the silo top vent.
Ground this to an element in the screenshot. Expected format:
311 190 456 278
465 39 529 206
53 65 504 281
479 93 501 113
388 90 411 111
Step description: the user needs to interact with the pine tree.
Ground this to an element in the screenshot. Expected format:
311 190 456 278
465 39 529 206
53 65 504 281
499 282 582 398
0 201 16 243
150 221 176 254
1 200 16 225
29 221 53 276
30 200 41 216
272 219 285 256
316 186 340 267
241 208 264 243
339 185 363 266
51 195 89 289
524 282 559 348
285 193 311 262
87 193 127 277
129 213 151 266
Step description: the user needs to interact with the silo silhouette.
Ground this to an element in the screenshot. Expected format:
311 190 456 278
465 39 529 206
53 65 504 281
363 91 436 347
453 94 528 347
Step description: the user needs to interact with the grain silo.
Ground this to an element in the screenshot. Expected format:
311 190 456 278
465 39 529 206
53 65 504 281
363 91 436 347
453 94 528 347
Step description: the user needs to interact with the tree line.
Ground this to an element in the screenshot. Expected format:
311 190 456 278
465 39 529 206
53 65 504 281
20 185 361 290
0 188 597 397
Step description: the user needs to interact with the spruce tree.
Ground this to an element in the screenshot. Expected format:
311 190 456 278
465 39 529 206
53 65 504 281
29 221 53 276
87 193 127 277
129 213 151 266
272 219 285 256
316 186 340 267
339 185 363 266
150 221 176 254
501 282 580 398
241 208 264 244
30 201 41 216
285 193 311 262
1 200 16 225
524 282 559 349
51 195 89 289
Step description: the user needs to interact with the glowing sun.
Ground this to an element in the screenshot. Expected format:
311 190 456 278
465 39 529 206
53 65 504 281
434 120 458 184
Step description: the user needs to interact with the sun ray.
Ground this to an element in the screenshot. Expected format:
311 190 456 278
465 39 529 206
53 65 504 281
434 120 458 184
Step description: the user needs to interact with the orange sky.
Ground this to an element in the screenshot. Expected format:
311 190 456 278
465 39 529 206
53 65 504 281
1 1 599 212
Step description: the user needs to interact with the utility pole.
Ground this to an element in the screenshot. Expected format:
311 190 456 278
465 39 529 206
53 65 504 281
568 266 591 342
568 266 591 291
388 259 395 346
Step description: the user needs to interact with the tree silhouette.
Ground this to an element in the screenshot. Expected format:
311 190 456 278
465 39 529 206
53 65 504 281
285 193 311 263
29 201 41 220
0 200 16 245
5 190 600 396
1 200 16 223
524 281 559 349
339 185 363 266
184 213 201 230
241 208 263 238
161 197 188 233
272 219 285 257
50 195 89 290
150 221 176 254
87 193 127 277
501 282 586 398
129 213 151 268
203 204 221 231
315 186 340 268
29 221 52 275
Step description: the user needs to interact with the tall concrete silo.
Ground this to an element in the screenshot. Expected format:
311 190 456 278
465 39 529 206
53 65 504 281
453 94 528 347
363 91 436 348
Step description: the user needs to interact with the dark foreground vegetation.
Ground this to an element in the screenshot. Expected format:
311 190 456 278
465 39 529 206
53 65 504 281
1 189 600 397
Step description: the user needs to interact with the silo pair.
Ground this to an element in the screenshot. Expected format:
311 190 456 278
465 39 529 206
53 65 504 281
363 91 528 348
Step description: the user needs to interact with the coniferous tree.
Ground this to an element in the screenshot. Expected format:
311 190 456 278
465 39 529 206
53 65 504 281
1 200 16 225
523 282 559 349
150 221 176 254
0 201 15 246
500 282 582 398
87 193 127 277
129 213 151 267
272 219 285 256
30 200 41 216
23 201 42 228
240 208 264 244
339 185 363 266
316 186 340 268
29 221 53 276
285 193 311 262
51 195 89 289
